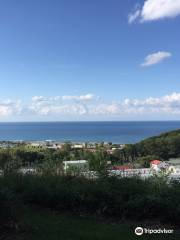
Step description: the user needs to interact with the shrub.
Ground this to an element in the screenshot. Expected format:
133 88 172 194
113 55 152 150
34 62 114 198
0 174 180 226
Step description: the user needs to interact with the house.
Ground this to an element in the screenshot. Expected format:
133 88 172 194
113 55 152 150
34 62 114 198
150 160 162 172
150 160 161 166
110 166 151 178
45 140 54 146
150 160 177 174
63 160 89 173
30 141 44 148
112 165 131 171
71 143 85 149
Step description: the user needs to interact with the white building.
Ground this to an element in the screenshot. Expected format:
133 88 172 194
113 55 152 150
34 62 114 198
166 159 180 174
63 160 88 173
71 143 85 149
30 142 44 147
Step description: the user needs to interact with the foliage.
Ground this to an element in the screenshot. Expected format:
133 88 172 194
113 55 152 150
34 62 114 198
137 155 159 167
119 129 180 165
2 206 141 240
1 174 180 226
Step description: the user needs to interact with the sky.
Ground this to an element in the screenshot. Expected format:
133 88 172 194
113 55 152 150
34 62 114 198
0 0 180 121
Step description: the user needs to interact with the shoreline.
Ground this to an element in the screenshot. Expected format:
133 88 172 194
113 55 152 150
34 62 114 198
0 140 126 151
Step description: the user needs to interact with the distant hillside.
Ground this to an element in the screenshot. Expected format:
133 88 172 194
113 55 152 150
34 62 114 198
135 129 180 160
143 129 180 141
119 129 180 166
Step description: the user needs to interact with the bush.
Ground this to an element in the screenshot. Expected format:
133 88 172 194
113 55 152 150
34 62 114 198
0 174 180 226
0 186 20 231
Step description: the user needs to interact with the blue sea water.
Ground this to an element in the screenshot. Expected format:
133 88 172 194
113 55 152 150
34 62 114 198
0 121 180 143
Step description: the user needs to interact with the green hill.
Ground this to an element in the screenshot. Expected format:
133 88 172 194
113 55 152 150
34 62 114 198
136 129 180 160
120 129 180 166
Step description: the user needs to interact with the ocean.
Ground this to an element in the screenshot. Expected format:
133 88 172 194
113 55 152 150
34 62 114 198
0 121 180 143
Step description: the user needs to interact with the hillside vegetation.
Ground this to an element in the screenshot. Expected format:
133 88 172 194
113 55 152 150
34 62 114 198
120 129 180 166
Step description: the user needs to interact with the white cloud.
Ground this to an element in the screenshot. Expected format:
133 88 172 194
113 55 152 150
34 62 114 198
120 92 180 114
32 94 94 103
2 92 180 120
29 94 95 117
29 103 88 116
28 92 180 117
128 9 141 24
62 94 94 101
128 0 180 23
90 103 120 115
141 51 172 66
0 99 22 117
32 96 61 102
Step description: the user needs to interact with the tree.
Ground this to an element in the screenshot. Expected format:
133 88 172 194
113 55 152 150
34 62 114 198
89 151 108 177
137 155 159 168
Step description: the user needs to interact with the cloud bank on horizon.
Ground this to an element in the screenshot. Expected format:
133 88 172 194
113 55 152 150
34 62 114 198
1 92 180 120
128 0 180 23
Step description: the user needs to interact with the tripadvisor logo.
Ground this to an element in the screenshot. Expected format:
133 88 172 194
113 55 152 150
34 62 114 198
135 227 143 236
135 226 174 235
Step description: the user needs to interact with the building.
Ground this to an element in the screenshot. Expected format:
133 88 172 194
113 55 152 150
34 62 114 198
30 142 44 148
112 165 131 171
166 158 180 174
150 160 162 172
63 160 89 173
167 158 180 167
149 159 180 174
72 144 84 149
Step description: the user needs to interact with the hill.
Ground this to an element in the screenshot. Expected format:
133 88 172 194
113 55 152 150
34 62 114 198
136 129 180 160
120 129 180 166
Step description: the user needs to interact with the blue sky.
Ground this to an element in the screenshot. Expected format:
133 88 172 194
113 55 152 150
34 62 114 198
0 0 180 121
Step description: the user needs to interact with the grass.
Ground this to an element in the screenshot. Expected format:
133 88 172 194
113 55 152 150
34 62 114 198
1 206 179 240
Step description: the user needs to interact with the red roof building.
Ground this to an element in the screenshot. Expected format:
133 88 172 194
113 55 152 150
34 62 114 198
112 165 131 171
150 160 161 165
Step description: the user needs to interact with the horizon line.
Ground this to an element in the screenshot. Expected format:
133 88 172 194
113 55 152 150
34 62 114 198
0 120 180 123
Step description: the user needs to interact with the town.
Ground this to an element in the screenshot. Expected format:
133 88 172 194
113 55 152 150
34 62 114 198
1 139 180 182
